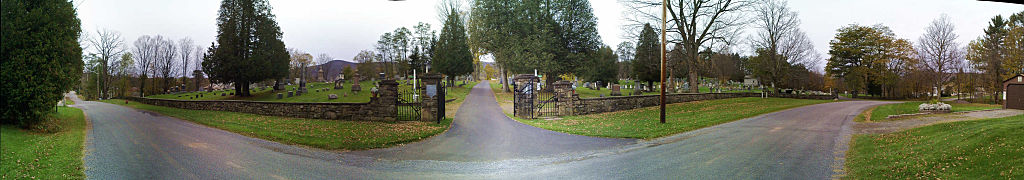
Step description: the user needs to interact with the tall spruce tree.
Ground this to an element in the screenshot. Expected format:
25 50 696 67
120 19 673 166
433 7 474 83
1 0 84 126
203 0 288 96
633 24 660 90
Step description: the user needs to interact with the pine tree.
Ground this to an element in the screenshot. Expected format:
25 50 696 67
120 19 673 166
433 7 474 83
203 0 288 96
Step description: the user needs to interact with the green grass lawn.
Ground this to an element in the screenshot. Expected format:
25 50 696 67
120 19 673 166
845 115 1024 179
860 101 1003 122
516 97 832 139
1 107 86 179
98 99 451 150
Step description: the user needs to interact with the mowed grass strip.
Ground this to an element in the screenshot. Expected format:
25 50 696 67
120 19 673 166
862 101 1003 122
1 107 86 179
845 115 1024 179
98 100 450 150
516 97 831 139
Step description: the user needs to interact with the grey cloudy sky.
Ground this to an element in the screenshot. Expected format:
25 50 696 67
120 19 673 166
77 0 1022 70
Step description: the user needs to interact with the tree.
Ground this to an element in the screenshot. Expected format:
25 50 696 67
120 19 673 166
616 41 636 79
623 0 750 93
178 38 196 90
581 45 619 88
88 29 126 99
154 36 178 93
916 14 963 99
967 11 1024 103
412 22 436 74
470 0 602 91
826 24 913 97
354 50 378 80
203 0 289 96
433 6 475 84
633 24 661 90
341 66 355 82
114 52 135 97
133 36 158 96
1 0 83 126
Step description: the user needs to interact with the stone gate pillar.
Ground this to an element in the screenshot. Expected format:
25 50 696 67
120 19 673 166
552 80 576 116
369 80 397 122
513 74 539 118
420 73 443 122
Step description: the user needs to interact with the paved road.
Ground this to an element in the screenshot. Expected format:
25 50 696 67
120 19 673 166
77 83 891 179
351 82 635 161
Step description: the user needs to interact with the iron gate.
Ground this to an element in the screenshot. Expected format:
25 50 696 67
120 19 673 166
397 81 422 121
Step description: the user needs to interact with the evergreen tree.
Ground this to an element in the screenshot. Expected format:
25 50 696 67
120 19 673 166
1 0 84 126
580 45 618 88
203 0 288 96
433 7 474 83
633 24 660 89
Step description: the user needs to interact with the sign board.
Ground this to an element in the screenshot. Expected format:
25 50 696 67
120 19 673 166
426 85 437 98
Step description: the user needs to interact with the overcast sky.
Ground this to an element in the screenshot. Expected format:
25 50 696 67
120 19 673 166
77 0 1022 70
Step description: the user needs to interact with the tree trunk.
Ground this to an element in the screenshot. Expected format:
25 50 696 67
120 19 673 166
501 70 510 92
688 70 699 93
543 74 556 93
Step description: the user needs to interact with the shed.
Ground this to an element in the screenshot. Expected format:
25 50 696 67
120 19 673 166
1004 74 1024 110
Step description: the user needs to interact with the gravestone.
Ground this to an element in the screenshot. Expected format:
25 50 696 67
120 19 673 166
296 90 302 96
287 91 293 97
351 74 362 92
328 94 338 100
277 93 283 99
221 93 226 96
334 79 345 90
610 84 622 96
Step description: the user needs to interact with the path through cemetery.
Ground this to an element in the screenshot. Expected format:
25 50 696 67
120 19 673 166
76 82 893 179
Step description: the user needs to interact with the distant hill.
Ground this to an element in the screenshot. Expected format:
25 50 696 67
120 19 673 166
306 60 357 81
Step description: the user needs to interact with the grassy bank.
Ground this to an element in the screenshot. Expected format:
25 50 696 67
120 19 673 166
858 101 1002 122
516 97 831 139
1 107 87 179
98 99 450 150
845 115 1024 179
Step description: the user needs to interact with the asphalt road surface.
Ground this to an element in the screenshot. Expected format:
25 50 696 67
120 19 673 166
76 83 891 179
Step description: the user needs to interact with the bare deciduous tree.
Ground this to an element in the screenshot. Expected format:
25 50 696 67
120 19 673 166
133 35 158 96
88 29 126 99
917 14 964 98
622 0 751 92
154 36 178 93
178 38 195 82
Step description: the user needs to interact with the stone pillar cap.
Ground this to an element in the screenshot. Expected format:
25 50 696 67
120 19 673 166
514 74 538 80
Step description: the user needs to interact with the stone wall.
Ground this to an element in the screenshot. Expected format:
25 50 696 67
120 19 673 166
573 93 760 115
123 80 401 122
545 80 837 116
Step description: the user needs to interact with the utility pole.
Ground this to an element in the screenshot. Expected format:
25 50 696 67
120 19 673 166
659 0 667 124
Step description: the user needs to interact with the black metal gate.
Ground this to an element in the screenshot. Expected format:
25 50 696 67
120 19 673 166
534 93 558 117
437 82 446 123
397 82 422 121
